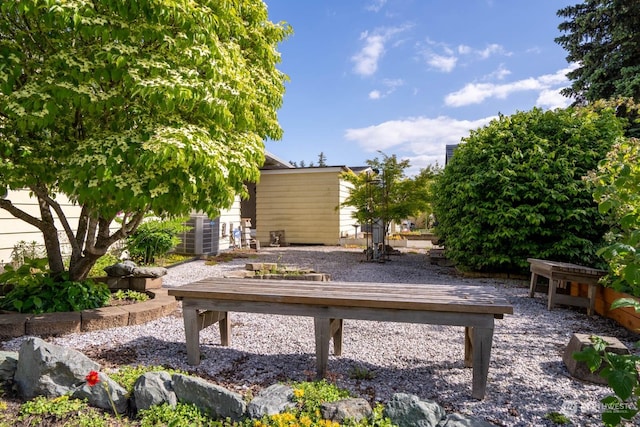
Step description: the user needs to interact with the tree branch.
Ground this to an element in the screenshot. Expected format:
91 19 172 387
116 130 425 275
0 196 44 231
30 185 82 255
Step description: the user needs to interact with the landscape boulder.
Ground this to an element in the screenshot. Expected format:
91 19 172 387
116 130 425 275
247 383 295 418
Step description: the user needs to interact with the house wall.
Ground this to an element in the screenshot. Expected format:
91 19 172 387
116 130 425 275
255 168 357 246
0 189 83 265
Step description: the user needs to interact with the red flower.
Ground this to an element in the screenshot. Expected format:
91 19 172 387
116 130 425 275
85 370 100 386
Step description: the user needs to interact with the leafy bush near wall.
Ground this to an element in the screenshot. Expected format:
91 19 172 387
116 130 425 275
588 137 640 297
432 106 624 273
126 217 190 265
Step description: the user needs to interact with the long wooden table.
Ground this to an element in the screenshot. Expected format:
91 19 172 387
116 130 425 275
168 279 513 399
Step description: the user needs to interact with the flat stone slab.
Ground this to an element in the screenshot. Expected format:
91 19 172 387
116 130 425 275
26 312 81 336
0 312 30 339
81 307 129 332
563 333 630 384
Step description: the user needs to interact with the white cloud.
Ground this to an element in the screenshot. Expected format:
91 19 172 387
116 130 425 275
536 89 572 109
444 65 576 107
369 90 381 99
344 115 495 170
369 78 404 99
351 26 411 76
428 54 457 73
365 0 387 12
419 41 509 73
484 64 511 80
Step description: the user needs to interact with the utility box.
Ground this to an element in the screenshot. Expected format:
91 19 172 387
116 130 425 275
175 215 220 256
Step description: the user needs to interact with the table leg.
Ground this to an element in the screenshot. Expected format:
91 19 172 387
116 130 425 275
183 307 201 365
528 272 538 297
471 324 494 400
314 317 331 378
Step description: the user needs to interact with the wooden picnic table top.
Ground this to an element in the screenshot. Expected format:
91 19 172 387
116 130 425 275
168 278 513 317
526 258 606 277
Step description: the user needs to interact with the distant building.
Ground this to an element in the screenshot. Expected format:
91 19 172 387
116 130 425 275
445 144 459 165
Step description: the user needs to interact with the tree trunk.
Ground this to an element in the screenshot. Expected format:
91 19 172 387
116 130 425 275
38 196 65 275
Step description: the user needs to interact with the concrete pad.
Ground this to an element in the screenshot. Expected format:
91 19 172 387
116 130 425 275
26 312 81 336
81 306 129 332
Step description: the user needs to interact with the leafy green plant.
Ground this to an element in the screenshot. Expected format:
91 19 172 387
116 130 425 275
349 365 376 380
544 411 571 425
88 253 120 278
109 365 187 394
587 136 640 296
573 333 640 426
10 240 45 268
126 217 191 265
111 289 149 303
138 402 216 426
0 258 110 313
432 105 624 273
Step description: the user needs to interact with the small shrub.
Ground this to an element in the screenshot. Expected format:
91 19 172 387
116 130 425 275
126 217 190 265
110 365 187 393
111 289 149 303
544 411 571 425
0 258 110 313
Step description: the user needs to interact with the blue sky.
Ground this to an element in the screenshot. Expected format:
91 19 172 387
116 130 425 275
263 0 578 174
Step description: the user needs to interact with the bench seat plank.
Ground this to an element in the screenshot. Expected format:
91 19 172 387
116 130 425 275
170 279 513 316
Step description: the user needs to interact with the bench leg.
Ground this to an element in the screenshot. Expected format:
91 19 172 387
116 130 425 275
464 327 473 368
470 325 494 400
548 280 559 311
314 317 331 378
587 284 597 316
330 319 343 356
528 272 538 297
183 307 201 365
219 312 231 346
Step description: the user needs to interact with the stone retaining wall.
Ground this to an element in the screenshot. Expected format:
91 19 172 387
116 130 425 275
0 288 178 340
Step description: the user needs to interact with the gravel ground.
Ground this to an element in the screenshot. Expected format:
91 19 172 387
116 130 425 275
3 246 639 426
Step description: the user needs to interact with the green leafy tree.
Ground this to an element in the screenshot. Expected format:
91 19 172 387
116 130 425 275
0 0 290 280
432 106 625 273
317 152 327 167
556 0 640 103
341 153 435 243
587 137 640 297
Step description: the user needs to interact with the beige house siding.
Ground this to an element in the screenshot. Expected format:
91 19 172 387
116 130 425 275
255 167 358 246
0 189 83 265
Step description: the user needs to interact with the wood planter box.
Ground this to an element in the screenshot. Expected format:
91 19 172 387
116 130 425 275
571 283 640 332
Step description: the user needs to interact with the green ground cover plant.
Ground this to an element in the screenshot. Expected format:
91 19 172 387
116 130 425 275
0 373 397 427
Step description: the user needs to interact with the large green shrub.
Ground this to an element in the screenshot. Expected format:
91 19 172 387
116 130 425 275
588 137 640 296
126 217 190 265
432 106 624 273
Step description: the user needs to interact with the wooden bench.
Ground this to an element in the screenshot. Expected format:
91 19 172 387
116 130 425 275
527 258 606 315
168 279 513 400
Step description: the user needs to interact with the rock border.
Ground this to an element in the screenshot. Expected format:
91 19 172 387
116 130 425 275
0 288 178 339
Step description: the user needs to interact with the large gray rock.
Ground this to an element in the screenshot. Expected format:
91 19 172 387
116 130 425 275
132 267 168 278
321 398 372 423
72 371 128 414
14 337 100 399
0 351 18 383
384 393 446 427
172 373 246 420
134 371 177 411
104 261 137 277
438 412 497 427
247 383 295 418
563 333 629 385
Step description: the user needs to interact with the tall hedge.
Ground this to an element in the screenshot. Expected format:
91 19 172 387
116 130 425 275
432 106 625 273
